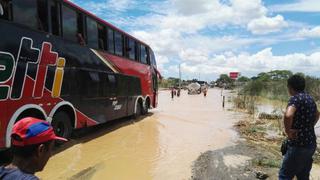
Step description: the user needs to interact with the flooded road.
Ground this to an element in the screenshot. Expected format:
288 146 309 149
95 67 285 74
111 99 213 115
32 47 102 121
37 89 239 180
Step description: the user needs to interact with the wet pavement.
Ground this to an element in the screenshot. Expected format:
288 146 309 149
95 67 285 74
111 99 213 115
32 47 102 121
37 89 240 180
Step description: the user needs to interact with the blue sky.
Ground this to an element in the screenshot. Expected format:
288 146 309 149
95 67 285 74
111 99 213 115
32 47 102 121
70 0 320 81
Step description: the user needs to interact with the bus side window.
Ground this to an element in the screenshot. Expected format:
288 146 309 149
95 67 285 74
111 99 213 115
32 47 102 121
98 24 106 50
77 13 85 45
36 0 48 32
149 48 157 67
62 5 77 42
126 38 136 60
114 31 123 56
86 17 98 49
140 44 148 64
0 0 12 20
107 28 115 54
12 0 38 30
135 41 140 62
49 0 61 36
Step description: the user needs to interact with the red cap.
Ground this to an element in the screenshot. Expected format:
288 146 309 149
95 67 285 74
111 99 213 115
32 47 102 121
11 117 67 146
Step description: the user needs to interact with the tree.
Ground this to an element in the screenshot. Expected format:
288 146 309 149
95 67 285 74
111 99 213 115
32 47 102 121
216 74 233 84
216 74 234 88
268 70 293 80
237 76 250 82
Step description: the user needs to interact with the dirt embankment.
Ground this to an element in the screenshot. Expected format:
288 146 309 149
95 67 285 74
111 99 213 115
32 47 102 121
192 95 320 180
192 142 279 180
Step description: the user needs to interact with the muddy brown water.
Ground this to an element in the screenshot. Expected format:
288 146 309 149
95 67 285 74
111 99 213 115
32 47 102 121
37 89 240 180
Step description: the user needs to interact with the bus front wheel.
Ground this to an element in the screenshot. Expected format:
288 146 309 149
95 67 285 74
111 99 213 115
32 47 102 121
51 111 72 143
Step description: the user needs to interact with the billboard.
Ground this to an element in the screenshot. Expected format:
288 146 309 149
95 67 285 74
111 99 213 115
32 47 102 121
229 72 240 79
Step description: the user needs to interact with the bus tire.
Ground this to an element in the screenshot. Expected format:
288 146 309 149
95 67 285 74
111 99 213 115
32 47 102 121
134 101 142 119
51 111 72 144
142 100 149 115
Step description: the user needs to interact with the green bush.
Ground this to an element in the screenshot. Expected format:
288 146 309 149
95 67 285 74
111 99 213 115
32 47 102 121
238 71 320 102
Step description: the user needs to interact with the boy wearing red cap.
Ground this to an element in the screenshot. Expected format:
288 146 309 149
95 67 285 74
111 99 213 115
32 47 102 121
0 117 67 180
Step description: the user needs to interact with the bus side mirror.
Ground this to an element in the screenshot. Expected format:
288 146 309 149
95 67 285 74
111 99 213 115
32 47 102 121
0 4 3 16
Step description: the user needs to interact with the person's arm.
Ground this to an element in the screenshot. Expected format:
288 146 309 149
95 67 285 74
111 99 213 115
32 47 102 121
315 110 320 126
284 106 298 140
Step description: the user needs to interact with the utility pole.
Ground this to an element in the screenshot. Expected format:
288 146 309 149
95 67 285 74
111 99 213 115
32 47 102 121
179 64 181 89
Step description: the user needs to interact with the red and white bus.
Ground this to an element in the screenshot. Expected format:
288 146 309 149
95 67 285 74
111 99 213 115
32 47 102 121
0 0 160 150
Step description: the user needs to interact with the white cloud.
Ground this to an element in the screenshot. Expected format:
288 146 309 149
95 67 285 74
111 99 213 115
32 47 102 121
171 0 217 15
271 0 320 12
126 0 290 78
70 0 136 16
178 48 320 79
297 26 320 38
106 0 134 12
179 49 209 63
132 0 283 34
247 15 288 35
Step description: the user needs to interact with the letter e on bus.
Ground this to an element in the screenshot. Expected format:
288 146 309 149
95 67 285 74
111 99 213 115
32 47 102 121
0 52 15 100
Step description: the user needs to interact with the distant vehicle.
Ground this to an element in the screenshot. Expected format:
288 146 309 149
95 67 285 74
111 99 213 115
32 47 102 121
187 83 201 95
0 0 160 150
201 84 208 91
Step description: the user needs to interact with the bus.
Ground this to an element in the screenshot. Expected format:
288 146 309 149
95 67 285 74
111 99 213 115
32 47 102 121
0 0 161 150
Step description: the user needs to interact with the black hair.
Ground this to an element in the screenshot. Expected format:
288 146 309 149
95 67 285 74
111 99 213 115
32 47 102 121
11 140 53 158
287 74 305 92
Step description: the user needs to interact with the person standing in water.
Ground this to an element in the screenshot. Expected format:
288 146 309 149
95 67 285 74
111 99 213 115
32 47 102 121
171 88 174 100
203 88 207 97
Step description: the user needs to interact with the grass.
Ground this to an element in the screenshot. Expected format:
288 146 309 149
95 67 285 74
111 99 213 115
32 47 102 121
252 157 281 168
248 126 265 134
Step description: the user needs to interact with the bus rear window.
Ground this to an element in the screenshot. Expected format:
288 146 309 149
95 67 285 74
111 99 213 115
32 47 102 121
12 0 38 29
62 5 77 42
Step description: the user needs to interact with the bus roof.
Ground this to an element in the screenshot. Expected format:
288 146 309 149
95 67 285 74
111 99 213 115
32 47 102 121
64 0 149 48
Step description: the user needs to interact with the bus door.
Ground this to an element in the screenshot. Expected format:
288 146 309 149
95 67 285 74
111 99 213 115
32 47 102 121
151 69 158 108
76 70 100 122
113 74 128 119
126 76 139 116
105 73 118 120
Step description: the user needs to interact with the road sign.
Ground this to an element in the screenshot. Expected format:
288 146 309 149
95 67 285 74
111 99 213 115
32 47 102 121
229 72 239 79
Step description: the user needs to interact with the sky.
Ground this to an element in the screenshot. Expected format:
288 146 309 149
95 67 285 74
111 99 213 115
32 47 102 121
70 0 320 81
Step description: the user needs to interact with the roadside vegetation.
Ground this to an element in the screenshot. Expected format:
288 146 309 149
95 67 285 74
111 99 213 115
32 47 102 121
236 70 320 102
223 70 320 176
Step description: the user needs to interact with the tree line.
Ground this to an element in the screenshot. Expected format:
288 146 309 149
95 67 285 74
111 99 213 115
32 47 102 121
218 70 320 102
